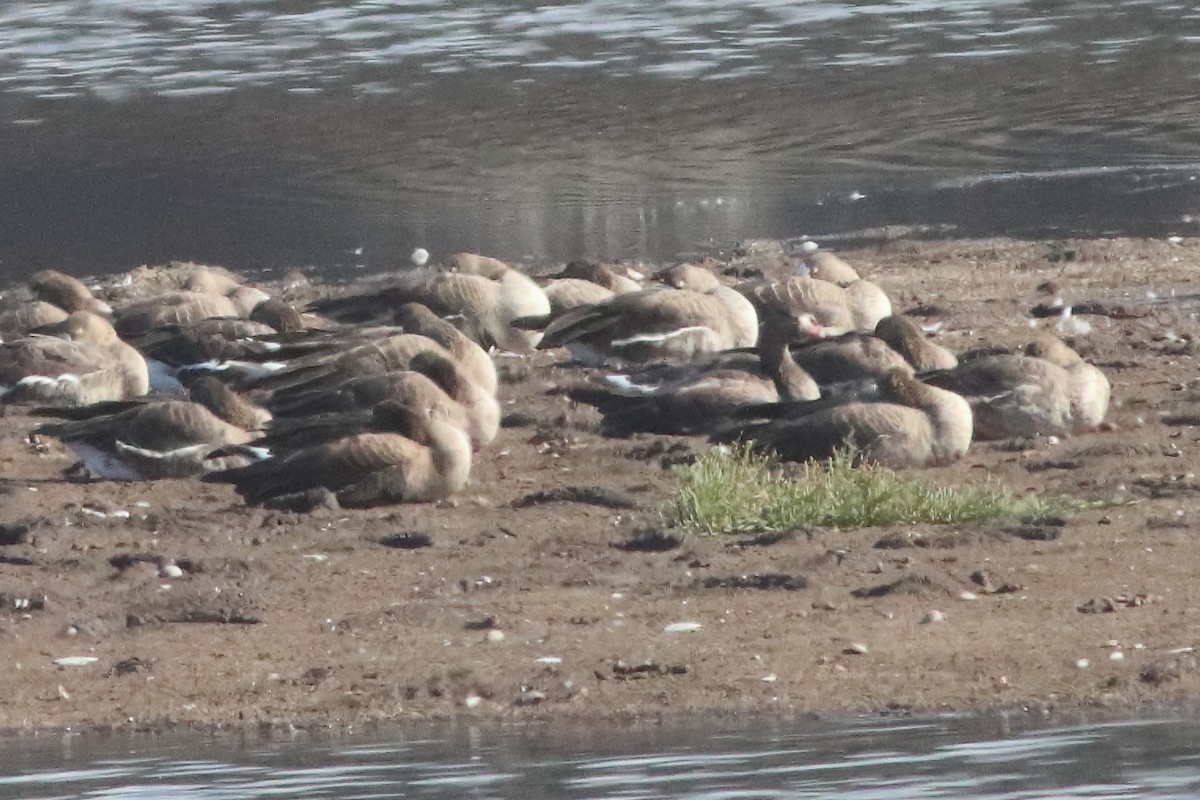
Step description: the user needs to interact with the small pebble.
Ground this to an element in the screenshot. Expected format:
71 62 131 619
464 694 483 709
1075 658 1091 669
159 564 184 579
957 591 979 601
844 642 870 655
486 629 506 644
1109 651 1125 661
664 622 702 634
922 609 946 624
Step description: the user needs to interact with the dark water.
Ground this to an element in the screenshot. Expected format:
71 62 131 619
5 715 1200 799
2 2 1200 277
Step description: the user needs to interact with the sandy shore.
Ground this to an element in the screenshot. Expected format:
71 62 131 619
3 236 1200 734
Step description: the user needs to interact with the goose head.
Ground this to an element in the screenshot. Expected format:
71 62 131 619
29 270 112 316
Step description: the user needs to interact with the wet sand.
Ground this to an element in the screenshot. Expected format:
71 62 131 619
3 236 1200 734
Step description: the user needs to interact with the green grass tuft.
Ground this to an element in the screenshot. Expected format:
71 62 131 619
665 444 1061 534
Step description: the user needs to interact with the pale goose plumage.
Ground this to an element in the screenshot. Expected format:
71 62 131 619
0 312 148 405
728 368 973 468
541 261 644 318
0 301 69 340
737 275 857 337
540 264 758 366
115 291 241 337
1024 334 1110 431
312 253 550 353
29 270 113 316
922 334 1107 439
33 377 268 480
204 402 472 509
799 243 861 284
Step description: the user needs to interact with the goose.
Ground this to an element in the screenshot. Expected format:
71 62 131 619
0 301 69 340
0 312 148 405
247 332 455 397
394 302 497 396
114 291 241 337
567 313 822 436
32 376 268 480
798 242 861 284
780 314 954 385
28 270 113 316
249 298 337 333
921 334 1106 439
873 315 958 372
540 264 758 366
728 368 973 468
1024 334 1110 431
737 275 857 337
540 261 644 318
311 253 550 353
268 350 499 449
203 402 472 509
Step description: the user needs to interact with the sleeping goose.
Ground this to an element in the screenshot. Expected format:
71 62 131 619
0 301 69 340
921 333 1107 439
114 291 242 337
567 312 821 436
267 350 498 449
540 264 758 366
727 368 973 468
0 311 148 405
32 376 268 479
394 302 497 396
311 253 550 353
29 270 113 316
203 402 472 509
540 261 644 319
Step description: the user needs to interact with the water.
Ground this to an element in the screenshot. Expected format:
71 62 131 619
3 1 1200 278
4 715 1200 799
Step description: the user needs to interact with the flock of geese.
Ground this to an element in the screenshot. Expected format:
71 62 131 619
0 247 1111 511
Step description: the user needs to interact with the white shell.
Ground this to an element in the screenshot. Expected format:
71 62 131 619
54 656 98 667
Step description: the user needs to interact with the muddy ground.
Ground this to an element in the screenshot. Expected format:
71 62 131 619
4 236 1200 735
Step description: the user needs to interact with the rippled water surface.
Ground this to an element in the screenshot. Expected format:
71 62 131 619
5 716 1200 799
3 1 1200 277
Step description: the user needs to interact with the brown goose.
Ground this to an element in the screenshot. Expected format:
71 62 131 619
0 312 149 405
1024 334 1110 431
540 265 758 366
873 315 958 372
729 368 973 468
203 402 472 509
268 351 499 449
248 332 455 396
311 253 551 353
395 302 498 396
922 334 1106 439
29 270 113 316
541 261 644 318
0 301 69 340
798 242 861 284
567 314 821 436
737 275 857 337
32 377 268 480
114 291 241 337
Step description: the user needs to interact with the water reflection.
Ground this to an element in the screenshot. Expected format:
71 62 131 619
2 2 1200 278
5 716 1200 799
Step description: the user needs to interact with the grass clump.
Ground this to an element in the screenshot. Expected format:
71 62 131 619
665 444 1060 534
